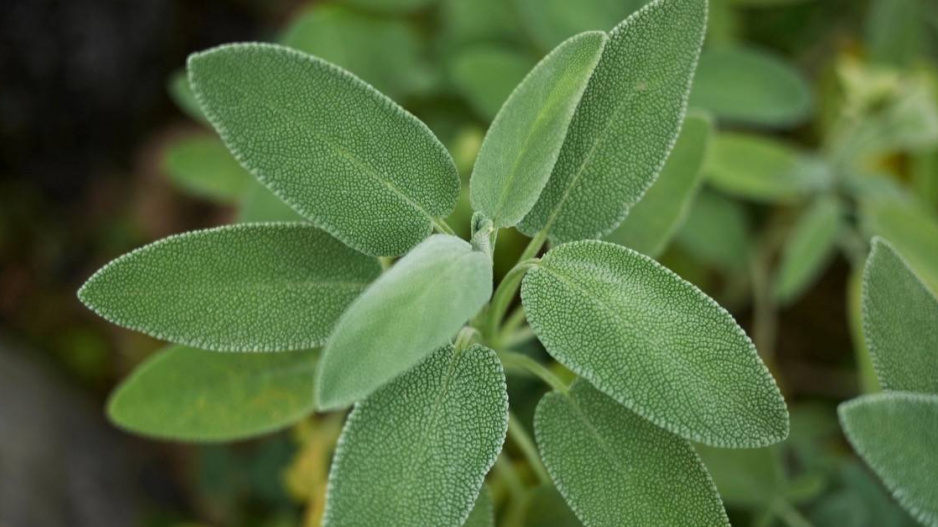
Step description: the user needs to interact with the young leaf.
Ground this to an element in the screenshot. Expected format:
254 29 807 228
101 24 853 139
470 32 607 229
237 181 307 223
862 238 938 394
450 46 536 120
861 198 938 296
513 0 650 50
839 392 938 527
774 198 843 304
323 344 508 527
464 487 495 527
188 43 460 257
674 189 753 271
518 0 707 243
316 235 492 410
605 112 712 257
79 224 381 351
164 135 254 203
535 380 730 526
521 240 788 447
108 346 317 441
689 46 813 127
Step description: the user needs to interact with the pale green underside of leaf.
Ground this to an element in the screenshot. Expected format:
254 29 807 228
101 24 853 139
513 0 651 50
862 238 938 394
188 43 459 257
606 112 712 257
674 188 753 271
523 485 582 527
861 198 938 297
323 345 508 527
316 235 493 410
774 197 843 304
451 46 536 121
164 134 254 203
535 380 729 526
470 31 607 229
689 46 813 127
79 224 380 351
839 392 938 527
463 487 495 527
522 240 788 447
237 181 307 223
108 345 317 442
518 0 707 244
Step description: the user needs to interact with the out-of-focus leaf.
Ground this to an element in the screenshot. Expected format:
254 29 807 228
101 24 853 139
464 487 495 527
848 266 882 393
728 0 815 5
866 0 923 68
774 198 843 304
810 462 919 527
513 0 650 50
438 0 522 52
336 0 437 15
861 197 938 296
523 485 581 527
164 135 253 203
450 46 536 121
674 189 752 271
108 346 317 441
237 182 306 223
168 70 208 123
696 445 784 507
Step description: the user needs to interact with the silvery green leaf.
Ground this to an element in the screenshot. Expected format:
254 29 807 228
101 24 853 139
518 0 707 243
451 46 536 121
463 487 495 527
470 32 607 229
316 235 492 410
237 182 307 223
324 345 507 527
188 43 460 257
862 197 938 296
79 224 380 351
862 237 938 394
535 380 730 526
164 135 253 203
774 197 843 304
513 0 651 50
108 346 317 441
839 392 938 527
522 240 788 447
674 189 753 271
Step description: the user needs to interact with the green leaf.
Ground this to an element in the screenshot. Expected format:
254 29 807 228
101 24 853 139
464 487 495 527
689 46 813 127
470 32 607 229
336 0 437 14
439 0 523 53
862 197 938 296
168 70 208 124
605 112 712 257
522 240 788 447
237 182 307 223
164 135 254 203
108 345 317 441
513 0 650 50
862 238 938 394
523 485 582 527
674 189 753 271
316 235 492 410
774 197 843 304
188 43 460 257
451 46 537 121
79 224 381 351
535 380 730 526
866 0 923 68
518 0 707 243
839 392 938 527
323 344 507 527
696 444 784 507
706 132 830 203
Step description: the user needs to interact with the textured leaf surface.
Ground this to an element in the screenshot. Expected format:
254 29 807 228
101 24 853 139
108 346 317 441
522 240 788 447
164 135 253 203
774 198 843 304
79 224 380 351
188 43 459 256
862 238 938 394
451 46 536 120
689 46 812 127
862 198 938 296
470 32 606 229
674 189 752 271
535 380 729 526
323 345 507 527
606 113 712 257
316 235 492 410
464 487 495 527
513 0 650 50
524 485 581 527
518 0 707 243
839 392 938 527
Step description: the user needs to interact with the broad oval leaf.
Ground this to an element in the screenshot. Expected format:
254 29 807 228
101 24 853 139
470 31 607 229
862 238 938 394
521 240 788 447
606 112 712 257
79 224 381 351
451 46 536 121
774 198 843 304
689 46 813 127
316 235 492 410
323 344 508 527
188 43 460 257
518 0 707 243
108 345 317 441
513 0 650 50
164 135 253 203
861 197 938 296
535 380 730 526
839 392 938 527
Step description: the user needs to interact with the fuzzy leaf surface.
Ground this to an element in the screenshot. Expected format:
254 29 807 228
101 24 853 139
862 198 938 296
79 224 380 351
323 345 508 527
164 135 253 203
774 197 843 304
522 240 788 447
188 43 459 257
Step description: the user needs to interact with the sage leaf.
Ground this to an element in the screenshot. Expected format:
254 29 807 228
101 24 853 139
513 0 650 50
774 198 843 304
451 46 536 120
674 189 753 271
535 380 730 526
164 135 253 203
168 70 208 124
839 392 938 527
79 224 381 351
316 235 493 410
440 0 522 54
862 238 938 394
605 112 712 257
521 240 788 447
518 0 707 243
470 31 607 229
862 197 938 296
188 43 460 257
237 182 307 223
524 485 582 527
464 487 495 527
866 0 923 68
323 344 508 527
108 346 317 441
689 46 813 127
696 445 784 507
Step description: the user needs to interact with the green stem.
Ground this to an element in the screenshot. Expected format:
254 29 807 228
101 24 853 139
432 217 457 236
508 412 551 485
501 305 527 337
454 326 480 353
501 326 535 350
498 350 568 394
487 259 539 340
518 229 549 263
773 498 814 527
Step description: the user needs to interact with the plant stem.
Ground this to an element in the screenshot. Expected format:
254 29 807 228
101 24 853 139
501 305 527 337
501 325 535 350
772 498 815 527
454 326 480 353
497 350 568 394
432 217 457 236
486 259 539 340
507 412 551 485
518 229 549 262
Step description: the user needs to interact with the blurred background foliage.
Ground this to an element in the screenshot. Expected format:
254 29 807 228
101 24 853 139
1 0 937 525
